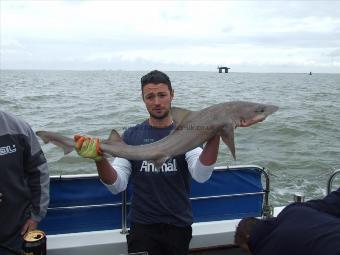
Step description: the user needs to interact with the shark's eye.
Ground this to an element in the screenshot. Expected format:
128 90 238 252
255 108 265 113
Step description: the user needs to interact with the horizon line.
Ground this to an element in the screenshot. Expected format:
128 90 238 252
1 69 339 74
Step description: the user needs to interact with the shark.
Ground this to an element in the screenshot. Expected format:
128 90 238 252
36 101 278 167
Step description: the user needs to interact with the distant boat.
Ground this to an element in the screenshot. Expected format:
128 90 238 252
217 66 230 73
309 72 312 75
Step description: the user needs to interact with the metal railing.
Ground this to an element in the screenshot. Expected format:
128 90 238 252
215 166 272 218
49 166 272 234
327 169 340 195
119 165 272 233
47 167 340 235
121 189 129 234
257 167 272 218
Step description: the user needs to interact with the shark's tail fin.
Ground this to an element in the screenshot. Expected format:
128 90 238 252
36 130 74 155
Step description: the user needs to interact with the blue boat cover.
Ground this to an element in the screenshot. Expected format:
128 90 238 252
40 166 264 235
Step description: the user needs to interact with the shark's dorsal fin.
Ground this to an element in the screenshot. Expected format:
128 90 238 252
102 129 124 145
171 107 192 127
108 129 123 142
220 122 236 160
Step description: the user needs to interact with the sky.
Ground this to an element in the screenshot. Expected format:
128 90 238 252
1 0 340 73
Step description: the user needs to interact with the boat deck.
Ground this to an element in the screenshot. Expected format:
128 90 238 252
43 167 340 254
190 246 248 255
42 165 270 255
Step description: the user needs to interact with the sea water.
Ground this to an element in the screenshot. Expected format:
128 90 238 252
1 70 339 206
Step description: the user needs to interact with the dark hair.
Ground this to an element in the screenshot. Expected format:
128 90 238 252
141 70 172 91
234 217 260 248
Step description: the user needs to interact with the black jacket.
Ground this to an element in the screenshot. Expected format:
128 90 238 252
0 111 49 253
249 188 340 255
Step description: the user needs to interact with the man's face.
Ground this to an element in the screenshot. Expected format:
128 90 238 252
142 83 173 120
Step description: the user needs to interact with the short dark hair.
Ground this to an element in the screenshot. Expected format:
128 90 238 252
234 217 260 248
141 70 172 91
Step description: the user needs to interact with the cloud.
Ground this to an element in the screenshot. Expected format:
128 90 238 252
1 38 24 49
1 0 340 72
327 49 340 57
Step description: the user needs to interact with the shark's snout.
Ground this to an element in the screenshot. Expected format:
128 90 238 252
267 105 279 114
250 104 279 124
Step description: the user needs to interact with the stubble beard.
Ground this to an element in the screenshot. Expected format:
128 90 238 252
149 108 170 120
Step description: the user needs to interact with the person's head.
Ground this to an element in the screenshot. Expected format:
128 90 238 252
141 70 172 92
140 70 174 121
234 217 261 253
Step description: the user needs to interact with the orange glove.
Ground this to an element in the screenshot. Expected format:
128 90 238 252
74 135 103 161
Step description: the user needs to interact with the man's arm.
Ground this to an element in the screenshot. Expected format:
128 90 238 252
304 187 340 217
96 157 132 194
199 135 220 166
23 125 50 235
74 136 131 194
186 135 220 183
95 158 117 185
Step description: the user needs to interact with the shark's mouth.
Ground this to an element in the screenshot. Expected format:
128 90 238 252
240 114 266 127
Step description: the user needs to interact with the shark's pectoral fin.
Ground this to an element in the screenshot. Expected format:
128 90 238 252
220 123 236 160
171 107 192 127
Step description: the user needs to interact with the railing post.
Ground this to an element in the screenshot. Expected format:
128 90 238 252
120 190 128 234
327 169 340 195
258 167 273 218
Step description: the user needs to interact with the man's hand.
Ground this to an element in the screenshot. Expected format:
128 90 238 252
74 135 103 161
21 218 38 236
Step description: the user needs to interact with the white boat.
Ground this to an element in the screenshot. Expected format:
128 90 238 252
39 165 340 255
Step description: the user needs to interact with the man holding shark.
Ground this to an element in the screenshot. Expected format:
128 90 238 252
37 70 278 255
75 70 221 255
